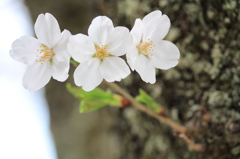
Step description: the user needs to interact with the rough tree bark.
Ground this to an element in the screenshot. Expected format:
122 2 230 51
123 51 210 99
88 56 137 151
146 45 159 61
25 0 240 159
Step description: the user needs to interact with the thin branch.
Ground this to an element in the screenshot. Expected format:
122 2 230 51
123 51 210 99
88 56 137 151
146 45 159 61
105 81 187 133
105 81 205 152
179 134 205 152
69 61 204 152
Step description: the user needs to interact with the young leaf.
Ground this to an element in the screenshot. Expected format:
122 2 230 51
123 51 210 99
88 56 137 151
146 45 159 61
79 98 109 113
66 83 122 113
135 89 161 113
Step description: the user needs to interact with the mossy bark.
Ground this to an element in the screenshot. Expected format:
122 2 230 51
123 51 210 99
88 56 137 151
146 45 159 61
25 0 240 159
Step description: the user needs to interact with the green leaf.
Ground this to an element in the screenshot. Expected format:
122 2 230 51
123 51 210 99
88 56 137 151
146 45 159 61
79 98 108 113
135 89 161 113
66 83 83 99
66 83 121 113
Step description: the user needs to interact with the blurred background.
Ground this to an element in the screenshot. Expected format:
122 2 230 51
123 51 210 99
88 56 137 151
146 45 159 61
1 0 240 159
0 0 56 159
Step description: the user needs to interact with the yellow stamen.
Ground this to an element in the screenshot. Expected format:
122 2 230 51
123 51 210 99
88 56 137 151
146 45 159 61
36 44 55 64
94 43 111 61
137 39 155 57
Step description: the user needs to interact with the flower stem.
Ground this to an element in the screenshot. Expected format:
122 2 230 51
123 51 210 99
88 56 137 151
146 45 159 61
70 58 80 67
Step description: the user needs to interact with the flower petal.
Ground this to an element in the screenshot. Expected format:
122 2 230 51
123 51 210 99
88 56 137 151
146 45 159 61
34 13 61 48
53 29 71 57
51 30 71 81
22 62 52 91
133 54 156 84
51 54 70 82
130 18 143 45
107 26 133 56
151 40 180 70
88 16 114 45
100 57 130 82
68 33 95 63
73 58 103 91
9 36 41 65
142 10 162 24
126 46 138 71
142 11 170 42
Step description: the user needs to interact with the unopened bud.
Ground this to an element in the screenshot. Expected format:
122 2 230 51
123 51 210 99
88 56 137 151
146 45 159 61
113 94 131 107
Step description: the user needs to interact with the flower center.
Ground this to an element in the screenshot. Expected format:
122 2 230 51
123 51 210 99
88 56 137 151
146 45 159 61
94 42 111 61
36 44 55 64
137 39 155 57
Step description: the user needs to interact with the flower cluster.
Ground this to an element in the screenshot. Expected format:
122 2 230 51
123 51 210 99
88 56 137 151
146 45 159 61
10 10 180 91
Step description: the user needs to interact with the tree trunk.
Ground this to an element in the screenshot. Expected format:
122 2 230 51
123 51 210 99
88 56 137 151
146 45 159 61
25 0 240 159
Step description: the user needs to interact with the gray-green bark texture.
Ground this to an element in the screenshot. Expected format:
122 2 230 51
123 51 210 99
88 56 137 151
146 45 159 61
25 0 240 159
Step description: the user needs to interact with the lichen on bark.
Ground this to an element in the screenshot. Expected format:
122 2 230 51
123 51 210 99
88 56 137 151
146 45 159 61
101 0 240 158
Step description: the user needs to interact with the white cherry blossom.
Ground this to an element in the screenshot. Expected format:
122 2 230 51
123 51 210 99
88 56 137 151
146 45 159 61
68 16 132 91
127 10 180 83
10 13 71 91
